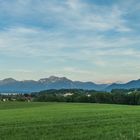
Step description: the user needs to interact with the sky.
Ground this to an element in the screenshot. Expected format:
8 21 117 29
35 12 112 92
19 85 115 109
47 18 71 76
0 0 140 83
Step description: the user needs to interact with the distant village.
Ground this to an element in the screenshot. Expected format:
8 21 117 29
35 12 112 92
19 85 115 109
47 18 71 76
0 91 77 102
0 93 33 102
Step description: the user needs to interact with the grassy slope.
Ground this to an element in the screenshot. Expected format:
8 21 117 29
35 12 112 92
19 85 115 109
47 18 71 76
0 102 140 140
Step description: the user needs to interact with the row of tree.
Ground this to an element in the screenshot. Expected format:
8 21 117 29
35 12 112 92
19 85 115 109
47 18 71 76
1 89 140 105
32 89 140 105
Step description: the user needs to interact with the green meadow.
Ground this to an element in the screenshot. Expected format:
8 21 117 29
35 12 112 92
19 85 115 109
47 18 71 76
0 102 140 140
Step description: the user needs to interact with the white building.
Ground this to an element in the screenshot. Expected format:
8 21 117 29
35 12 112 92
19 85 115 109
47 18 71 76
63 93 73 97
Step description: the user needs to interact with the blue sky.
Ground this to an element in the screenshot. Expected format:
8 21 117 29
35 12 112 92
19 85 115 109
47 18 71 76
0 0 140 83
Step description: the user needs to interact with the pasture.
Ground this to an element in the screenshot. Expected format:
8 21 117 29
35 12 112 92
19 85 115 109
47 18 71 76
0 102 140 140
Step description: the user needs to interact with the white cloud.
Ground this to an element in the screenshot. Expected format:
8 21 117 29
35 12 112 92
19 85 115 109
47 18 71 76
0 0 139 82
0 0 131 32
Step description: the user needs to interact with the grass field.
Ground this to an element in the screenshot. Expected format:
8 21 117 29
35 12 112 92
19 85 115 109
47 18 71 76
0 102 140 140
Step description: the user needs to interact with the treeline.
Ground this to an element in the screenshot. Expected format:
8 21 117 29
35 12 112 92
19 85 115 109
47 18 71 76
1 89 140 105
32 89 140 105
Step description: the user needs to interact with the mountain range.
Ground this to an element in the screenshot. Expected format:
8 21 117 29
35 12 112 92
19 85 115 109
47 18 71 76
0 76 140 93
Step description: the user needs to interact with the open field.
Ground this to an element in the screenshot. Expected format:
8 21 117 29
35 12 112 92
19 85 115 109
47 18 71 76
0 102 140 140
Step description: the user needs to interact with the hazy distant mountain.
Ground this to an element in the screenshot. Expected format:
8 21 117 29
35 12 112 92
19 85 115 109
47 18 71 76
0 76 140 93
105 79 140 91
0 76 107 93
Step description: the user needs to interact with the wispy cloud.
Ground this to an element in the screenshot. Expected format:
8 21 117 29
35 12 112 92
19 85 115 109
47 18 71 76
0 0 139 82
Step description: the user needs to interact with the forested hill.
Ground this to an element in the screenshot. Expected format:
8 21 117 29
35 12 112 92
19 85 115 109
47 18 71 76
31 88 140 105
